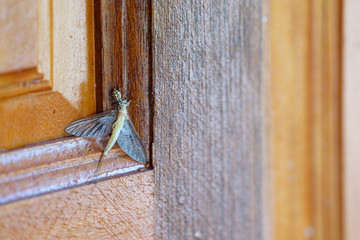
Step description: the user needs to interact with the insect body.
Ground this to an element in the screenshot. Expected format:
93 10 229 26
65 89 147 172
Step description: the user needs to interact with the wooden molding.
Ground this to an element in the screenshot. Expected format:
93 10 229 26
0 68 50 100
0 0 153 205
0 0 51 100
0 136 147 205
0 0 96 149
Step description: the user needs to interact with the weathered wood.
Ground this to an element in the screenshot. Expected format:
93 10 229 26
0 171 154 240
152 1 263 239
344 0 360 239
0 136 146 204
0 4 154 240
0 0 152 202
97 0 152 156
263 0 342 239
0 2 154 239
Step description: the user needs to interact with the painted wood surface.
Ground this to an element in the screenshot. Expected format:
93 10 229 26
0 171 154 240
0 136 147 205
0 0 37 73
0 0 96 149
152 1 263 239
264 0 342 239
344 0 360 239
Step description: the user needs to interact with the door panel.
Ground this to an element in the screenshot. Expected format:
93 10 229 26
0 0 37 73
0 1 153 239
0 0 95 149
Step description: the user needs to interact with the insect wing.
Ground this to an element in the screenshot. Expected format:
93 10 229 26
117 116 148 164
65 110 117 138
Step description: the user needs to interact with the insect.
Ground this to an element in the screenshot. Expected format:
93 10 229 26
65 89 148 173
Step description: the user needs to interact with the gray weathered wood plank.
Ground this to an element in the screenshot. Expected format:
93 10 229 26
152 1 263 239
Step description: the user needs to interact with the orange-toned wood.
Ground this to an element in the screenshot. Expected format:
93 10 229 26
0 69 50 100
343 0 360 239
0 91 80 149
0 2 154 239
0 171 154 240
0 0 37 74
310 1 342 239
264 0 342 239
52 0 95 112
0 0 96 149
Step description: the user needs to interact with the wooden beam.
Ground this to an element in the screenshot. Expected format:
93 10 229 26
152 1 263 239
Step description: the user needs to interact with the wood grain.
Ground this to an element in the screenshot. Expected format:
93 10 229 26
263 0 342 239
344 0 360 239
0 171 154 240
152 1 262 239
0 3 154 239
96 0 152 155
310 1 342 239
0 136 147 204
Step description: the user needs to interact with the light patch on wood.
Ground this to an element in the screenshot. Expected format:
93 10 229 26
0 0 37 73
52 0 95 115
344 0 360 239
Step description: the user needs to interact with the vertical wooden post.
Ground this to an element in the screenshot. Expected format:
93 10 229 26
152 1 263 239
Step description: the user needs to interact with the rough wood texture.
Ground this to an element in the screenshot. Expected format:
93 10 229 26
0 136 147 204
344 0 360 239
263 0 342 239
96 0 152 155
152 1 262 239
0 171 154 240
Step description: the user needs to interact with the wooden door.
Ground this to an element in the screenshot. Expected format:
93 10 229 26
0 0 153 239
0 0 344 240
